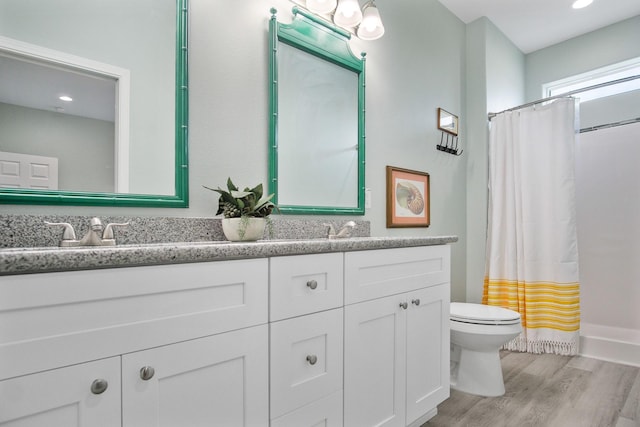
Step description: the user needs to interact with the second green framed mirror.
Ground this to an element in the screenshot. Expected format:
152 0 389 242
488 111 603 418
269 7 365 215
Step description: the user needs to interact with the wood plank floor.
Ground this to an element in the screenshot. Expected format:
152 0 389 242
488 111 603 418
423 351 640 427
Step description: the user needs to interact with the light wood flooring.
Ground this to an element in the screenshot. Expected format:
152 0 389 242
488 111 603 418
423 351 640 427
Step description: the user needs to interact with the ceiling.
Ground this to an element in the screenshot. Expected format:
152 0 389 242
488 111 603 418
437 0 640 54
0 54 116 122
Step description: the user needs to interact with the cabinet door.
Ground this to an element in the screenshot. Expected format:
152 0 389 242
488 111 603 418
344 294 406 427
405 284 450 425
0 357 121 427
122 324 268 427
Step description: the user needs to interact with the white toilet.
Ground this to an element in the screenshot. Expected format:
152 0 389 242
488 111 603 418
450 302 522 397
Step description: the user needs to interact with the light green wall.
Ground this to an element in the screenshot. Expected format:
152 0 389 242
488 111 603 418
4 1 637 305
464 19 488 304
464 18 525 303
2 0 469 297
356 0 467 299
525 15 640 102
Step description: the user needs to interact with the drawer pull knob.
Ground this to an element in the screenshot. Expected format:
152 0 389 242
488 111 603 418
90 379 108 395
306 280 318 290
140 366 155 381
412 299 421 306
399 302 408 310
306 355 318 365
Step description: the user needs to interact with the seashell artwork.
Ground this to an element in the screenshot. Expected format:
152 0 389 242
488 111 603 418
395 181 425 215
386 166 430 228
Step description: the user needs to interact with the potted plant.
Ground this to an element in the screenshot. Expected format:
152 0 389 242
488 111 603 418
204 178 276 241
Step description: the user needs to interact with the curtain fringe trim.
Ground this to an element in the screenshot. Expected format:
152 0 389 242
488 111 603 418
501 334 579 356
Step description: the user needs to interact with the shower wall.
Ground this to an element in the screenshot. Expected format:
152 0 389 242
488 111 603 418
575 120 640 365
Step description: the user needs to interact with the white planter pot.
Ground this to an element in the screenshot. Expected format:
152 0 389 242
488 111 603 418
221 217 266 242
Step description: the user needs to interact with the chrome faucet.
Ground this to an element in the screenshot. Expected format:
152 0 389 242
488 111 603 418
46 217 129 247
324 221 356 239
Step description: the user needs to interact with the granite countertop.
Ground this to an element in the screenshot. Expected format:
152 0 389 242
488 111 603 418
0 236 458 275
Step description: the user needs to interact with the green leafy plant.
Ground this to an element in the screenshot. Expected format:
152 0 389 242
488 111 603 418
204 178 277 240
204 178 276 219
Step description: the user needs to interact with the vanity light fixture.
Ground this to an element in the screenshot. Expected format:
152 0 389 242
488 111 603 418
333 0 363 28
302 0 385 40
306 0 337 14
572 0 593 9
59 95 73 102
357 1 384 40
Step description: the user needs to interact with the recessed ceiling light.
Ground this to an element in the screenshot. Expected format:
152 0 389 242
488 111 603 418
572 0 593 9
59 95 73 102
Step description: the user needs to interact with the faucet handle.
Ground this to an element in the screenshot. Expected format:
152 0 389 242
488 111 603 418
45 221 77 240
335 221 356 238
102 222 129 240
323 223 336 238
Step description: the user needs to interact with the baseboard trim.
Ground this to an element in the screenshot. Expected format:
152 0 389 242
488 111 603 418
408 407 438 427
579 326 640 367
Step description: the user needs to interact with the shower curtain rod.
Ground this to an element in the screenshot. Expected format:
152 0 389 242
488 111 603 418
488 74 640 119
580 117 640 133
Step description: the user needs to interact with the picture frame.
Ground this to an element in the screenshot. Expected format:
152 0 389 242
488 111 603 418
386 166 430 228
437 108 459 136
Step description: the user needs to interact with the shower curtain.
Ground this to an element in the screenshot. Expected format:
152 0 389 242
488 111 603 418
483 98 580 355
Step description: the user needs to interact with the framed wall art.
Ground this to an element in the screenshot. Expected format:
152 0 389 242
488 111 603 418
386 166 430 228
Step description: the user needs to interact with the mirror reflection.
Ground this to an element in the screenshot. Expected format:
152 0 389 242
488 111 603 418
277 42 359 208
0 44 123 193
0 0 188 207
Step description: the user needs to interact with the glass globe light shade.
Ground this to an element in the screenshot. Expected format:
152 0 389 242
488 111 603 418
306 0 338 14
333 0 363 28
357 3 384 40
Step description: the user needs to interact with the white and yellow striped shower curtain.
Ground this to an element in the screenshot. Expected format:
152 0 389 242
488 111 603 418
483 98 580 355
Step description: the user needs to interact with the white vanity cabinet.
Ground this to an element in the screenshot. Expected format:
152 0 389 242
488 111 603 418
0 242 452 427
0 259 270 427
269 253 345 427
343 246 451 427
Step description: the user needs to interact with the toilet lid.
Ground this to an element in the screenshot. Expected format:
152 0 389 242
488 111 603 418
450 302 521 325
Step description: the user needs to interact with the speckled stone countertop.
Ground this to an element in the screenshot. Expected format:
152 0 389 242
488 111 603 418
0 236 458 276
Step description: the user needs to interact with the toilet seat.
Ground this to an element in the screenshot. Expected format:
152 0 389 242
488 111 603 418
450 302 521 326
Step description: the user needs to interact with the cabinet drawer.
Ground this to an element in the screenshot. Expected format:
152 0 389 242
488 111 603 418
345 245 450 304
270 308 343 419
0 259 268 380
270 390 343 427
270 253 343 321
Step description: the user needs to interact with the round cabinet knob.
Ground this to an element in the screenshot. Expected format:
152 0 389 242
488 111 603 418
399 302 408 310
90 379 108 395
306 280 318 290
412 299 421 306
140 366 155 381
306 355 318 365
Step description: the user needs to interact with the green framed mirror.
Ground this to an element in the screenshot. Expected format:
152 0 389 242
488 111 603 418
0 0 188 207
269 7 365 215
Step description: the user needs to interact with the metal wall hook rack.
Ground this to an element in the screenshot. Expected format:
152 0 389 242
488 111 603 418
436 131 463 156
